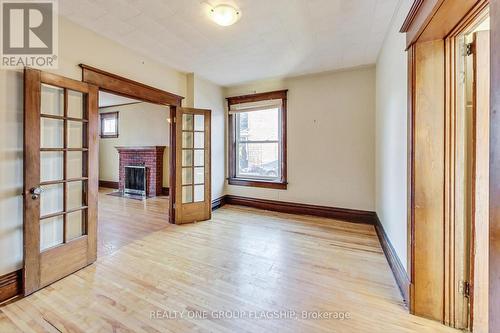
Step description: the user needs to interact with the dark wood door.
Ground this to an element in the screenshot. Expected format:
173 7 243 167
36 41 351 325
23 68 99 295
174 107 211 224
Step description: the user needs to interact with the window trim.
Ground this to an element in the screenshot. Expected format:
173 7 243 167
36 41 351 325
227 90 288 190
100 111 119 138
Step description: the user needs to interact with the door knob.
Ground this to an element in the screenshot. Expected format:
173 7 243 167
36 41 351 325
30 187 43 200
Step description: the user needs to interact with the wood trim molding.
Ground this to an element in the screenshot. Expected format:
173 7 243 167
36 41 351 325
375 215 410 305
400 0 488 48
400 0 425 33
162 187 170 196
226 89 288 105
99 180 119 189
79 64 184 106
228 178 287 190
490 0 500 331
0 270 22 304
223 195 376 225
99 102 141 109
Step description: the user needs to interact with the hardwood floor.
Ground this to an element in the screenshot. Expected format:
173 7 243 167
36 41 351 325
0 190 458 332
97 188 169 257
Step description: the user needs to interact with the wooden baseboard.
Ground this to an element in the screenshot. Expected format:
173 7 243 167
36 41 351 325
374 214 410 305
223 195 376 225
99 180 119 189
0 270 22 305
162 187 170 196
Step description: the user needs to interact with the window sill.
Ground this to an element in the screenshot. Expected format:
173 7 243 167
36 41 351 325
100 134 119 138
228 177 287 190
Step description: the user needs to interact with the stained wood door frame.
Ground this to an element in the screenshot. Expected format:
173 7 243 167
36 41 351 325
79 64 184 223
401 0 497 331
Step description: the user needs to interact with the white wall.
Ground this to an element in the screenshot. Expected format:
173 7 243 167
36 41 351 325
99 103 170 187
375 0 413 271
191 75 226 200
225 67 376 211
0 16 189 276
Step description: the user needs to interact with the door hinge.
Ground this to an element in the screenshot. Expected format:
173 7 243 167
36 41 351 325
173 203 176 209
466 43 475 56
460 281 471 298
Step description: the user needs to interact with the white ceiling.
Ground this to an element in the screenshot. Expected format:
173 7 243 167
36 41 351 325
60 0 399 86
99 91 140 108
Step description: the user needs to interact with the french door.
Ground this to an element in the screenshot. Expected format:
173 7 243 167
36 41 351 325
23 68 99 295
174 107 211 224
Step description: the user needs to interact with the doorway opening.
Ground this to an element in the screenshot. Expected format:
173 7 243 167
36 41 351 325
97 91 171 257
23 65 213 296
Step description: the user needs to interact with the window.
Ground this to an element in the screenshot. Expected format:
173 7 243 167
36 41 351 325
227 90 287 189
100 112 119 138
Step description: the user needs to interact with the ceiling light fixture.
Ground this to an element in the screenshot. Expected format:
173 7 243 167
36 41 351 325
209 4 241 26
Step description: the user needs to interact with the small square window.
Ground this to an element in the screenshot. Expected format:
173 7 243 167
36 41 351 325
100 112 119 138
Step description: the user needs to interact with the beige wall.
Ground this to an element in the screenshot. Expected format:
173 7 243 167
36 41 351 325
192 75 226 200
225 67 376 211
375 0 413 271
99 103 170 187
0 16 189 276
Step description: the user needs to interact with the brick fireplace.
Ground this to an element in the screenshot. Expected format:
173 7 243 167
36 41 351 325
116 146 166 196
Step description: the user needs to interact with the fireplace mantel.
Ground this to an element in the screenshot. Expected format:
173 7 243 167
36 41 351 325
116 146 166 152
116 146 166 196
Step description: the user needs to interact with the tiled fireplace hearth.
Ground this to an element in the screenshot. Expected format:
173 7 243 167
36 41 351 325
116 146 166 196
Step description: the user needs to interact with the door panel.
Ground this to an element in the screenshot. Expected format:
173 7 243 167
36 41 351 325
175 108 211 224
23 68 98 295
471 30 489 333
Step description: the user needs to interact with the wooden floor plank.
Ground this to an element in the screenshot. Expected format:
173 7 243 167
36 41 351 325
0 189 458 332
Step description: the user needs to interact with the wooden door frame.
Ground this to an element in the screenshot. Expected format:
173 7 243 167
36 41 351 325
401 0 498 330
79 64 184 224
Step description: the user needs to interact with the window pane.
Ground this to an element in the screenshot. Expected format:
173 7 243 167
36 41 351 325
182 168 193 185
67 90 84 119
182 186 193 203
237 142 279 179
194 149 204 166
40 184 63 216
102 118 116 134
194 167 204 184
68 120 84 148
182 150 193 167
182 132 193 148
194 132 204 149
41 118 63 148
237 108 279 141
194 185 204 202
194 114 204 131
66 210 84 241
182 114 193 131
41 84 63 116
41 151 63 182
40 216 63 251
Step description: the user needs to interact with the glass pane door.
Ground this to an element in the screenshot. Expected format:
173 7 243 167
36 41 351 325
175 108 211 224
39 84 88 250
181 114 206 204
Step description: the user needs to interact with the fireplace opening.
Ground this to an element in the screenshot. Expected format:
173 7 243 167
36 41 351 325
125 165 147 196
